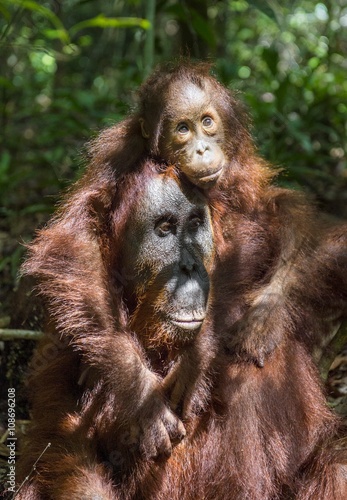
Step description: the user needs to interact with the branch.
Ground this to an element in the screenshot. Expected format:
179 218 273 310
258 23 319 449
0 329 43 341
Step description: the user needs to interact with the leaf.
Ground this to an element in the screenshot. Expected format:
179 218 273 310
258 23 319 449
0 76 13 89
285 166 334 181
164 4 186 18
70 15 150 37
42 29 69 42
248 0 278 22
191 10 216 49
0 151 10 181
0 3 10 21
274 77 290 111
20 204 52 215
262 47 279 76
163 4 216 49
3 0 70 43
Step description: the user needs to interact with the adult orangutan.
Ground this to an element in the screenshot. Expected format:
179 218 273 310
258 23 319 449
16 161 215 496
16 160 347 499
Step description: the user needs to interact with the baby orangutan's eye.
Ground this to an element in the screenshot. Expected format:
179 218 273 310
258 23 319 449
177 123 190 135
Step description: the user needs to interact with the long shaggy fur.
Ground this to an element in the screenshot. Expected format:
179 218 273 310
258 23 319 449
14 62 347 498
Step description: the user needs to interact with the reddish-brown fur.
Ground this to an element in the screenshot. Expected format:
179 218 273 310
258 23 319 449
14 63 347 498
137 62 347 363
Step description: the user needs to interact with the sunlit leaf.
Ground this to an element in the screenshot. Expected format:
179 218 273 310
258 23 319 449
70 15 150 37
42 29 69 42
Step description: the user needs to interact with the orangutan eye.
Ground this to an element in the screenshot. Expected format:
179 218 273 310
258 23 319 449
177 123 190 134
155 216 177 237
188 211 205 231
202 116 213 128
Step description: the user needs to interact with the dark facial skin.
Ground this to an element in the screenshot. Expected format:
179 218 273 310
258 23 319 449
141 82 227 188
121 174 214 346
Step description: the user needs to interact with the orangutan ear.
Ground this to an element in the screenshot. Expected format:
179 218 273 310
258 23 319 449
139 118 150 139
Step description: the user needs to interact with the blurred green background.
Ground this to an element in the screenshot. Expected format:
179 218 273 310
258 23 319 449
0 0 346 384
1 0 347 291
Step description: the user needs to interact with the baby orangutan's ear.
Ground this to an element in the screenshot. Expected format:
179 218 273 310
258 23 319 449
139 118 150 139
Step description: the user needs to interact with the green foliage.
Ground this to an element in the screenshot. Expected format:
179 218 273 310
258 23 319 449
215 1 347 213
69 14 150 37
0 0 149 216
0 0 346 287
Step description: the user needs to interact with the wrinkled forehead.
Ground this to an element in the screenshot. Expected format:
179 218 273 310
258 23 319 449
166 81 214 117
135 175 207 218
